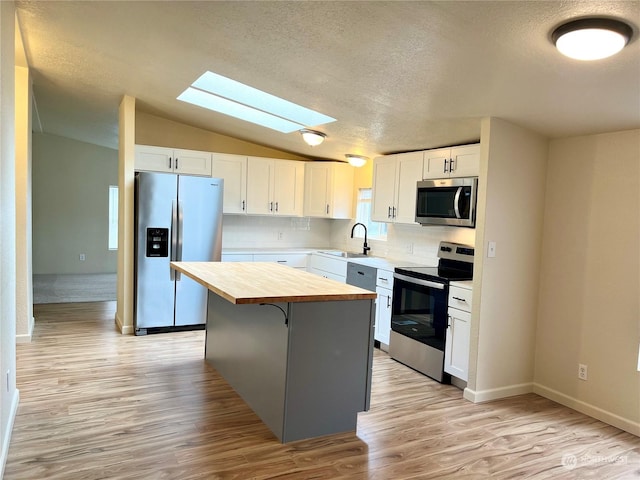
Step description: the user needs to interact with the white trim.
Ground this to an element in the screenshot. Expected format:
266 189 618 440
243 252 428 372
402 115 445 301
0 389 19 478
16 316 34 343
533 383 640 437
463 382 533 403
115 312 133 335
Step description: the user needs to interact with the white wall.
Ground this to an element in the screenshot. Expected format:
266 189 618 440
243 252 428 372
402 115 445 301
534 129 640 435
32 133 118 274
15 36 32 342
466 117 548 402
0 1 19 475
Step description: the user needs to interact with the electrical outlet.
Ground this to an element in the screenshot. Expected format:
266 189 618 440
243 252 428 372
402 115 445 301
488 241 497 258
277 232 284 241
79 253 86 261
578 363 588 381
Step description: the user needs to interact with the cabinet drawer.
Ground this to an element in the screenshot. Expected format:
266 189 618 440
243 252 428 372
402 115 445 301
448 286 472 312
253 253 309 269
309 254 348 277
222 254 254 262
376 269 394 288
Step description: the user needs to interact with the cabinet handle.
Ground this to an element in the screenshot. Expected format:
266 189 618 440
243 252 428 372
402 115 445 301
242 200 246 211
270 201 273 211
443 159 448 173
452 296 467 302
169 157 172 169
449 158 454 173
275 202 279 212
388 206 392 218
277 260 287 263
175 157 179 170
393 206 397 218
326 204 329 214
447 315 452 328
386 297 391 308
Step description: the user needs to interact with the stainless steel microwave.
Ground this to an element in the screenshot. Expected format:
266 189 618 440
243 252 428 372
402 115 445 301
415 177 478 227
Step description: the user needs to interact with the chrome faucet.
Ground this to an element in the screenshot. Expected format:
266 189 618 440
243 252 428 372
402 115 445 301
350 222 370 255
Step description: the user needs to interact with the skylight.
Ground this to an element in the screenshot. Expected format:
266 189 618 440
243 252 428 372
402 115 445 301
177 71 336 133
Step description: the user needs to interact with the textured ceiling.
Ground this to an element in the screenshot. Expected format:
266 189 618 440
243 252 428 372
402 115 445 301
15 1 640 160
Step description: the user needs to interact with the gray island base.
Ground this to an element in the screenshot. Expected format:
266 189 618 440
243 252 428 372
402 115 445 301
170 261 377 443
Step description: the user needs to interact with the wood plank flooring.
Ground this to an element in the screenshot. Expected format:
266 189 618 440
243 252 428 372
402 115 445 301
6 302 639 479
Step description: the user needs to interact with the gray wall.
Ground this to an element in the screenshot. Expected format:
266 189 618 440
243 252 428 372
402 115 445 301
32 132 118 274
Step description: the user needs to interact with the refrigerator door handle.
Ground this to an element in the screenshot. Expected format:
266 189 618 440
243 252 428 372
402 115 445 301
170 200 178 281
175 202 183 281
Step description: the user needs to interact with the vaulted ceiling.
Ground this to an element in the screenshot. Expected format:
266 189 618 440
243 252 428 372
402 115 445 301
15 1 640 161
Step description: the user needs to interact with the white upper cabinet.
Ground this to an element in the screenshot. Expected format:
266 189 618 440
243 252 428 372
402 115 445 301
372 151 423 224
303 162 354 219
135 145 212 176
423 143 480 179
246 157 304 216
211 153 248 214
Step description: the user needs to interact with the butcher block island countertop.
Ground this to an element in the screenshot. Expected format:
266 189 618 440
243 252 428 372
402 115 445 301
170 260 376 443
170 261 377 304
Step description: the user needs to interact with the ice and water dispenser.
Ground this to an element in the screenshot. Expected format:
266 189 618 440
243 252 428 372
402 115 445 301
146 228 169 257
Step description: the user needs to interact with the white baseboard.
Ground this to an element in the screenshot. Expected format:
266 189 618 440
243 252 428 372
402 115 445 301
463 382 533 403
16 316 34 344
533 383 640 437
115 312 133 335
0 389 19 478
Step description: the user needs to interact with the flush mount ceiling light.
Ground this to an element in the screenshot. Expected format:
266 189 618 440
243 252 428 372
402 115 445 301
345 154 368 167
300 129 326 147
178 71 336 133
552 18 633 60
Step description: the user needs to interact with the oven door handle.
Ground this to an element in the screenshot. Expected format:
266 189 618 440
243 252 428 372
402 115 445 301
393 273 446 290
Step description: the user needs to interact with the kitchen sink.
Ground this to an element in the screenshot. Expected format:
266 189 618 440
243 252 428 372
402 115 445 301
317 250 370 258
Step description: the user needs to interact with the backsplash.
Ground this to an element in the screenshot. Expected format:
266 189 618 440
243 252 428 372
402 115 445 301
333 221 476 266
222 216 333 249
222 215 476 265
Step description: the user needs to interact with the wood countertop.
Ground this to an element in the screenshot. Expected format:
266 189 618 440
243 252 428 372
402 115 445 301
171 262 378 305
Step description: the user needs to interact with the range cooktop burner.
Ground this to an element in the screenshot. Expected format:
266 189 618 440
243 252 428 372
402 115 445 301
394 241 475 283
394 266 472 282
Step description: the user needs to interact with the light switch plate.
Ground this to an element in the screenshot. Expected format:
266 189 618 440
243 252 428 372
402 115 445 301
488 241 496 258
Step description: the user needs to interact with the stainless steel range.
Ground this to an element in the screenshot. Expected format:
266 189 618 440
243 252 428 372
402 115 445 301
389 241 474 382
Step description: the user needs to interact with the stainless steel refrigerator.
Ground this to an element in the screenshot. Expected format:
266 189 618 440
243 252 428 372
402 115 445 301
134 171 223 335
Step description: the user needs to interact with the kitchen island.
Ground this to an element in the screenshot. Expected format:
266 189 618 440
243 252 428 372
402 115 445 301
170 261 377 443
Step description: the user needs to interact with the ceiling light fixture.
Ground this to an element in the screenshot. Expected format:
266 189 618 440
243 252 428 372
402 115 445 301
300 129 326 147
552 18 633 61
345 154 368 168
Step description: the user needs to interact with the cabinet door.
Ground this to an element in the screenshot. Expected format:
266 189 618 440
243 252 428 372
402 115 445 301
211 154 247 214
274 160 304 216
304 163 330 217
394 152 423 224
246 157 274 215
422 148 451 179
375 286 393 347
174 149 212 176
371 156 397 222
135 145 173 173
450 144 480 178
444 308 471 381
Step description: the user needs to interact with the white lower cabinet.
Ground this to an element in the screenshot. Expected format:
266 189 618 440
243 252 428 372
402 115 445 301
445 284 472 381
253 253 308 270
375 285 392 348
374 269 394 348
308 253 347 282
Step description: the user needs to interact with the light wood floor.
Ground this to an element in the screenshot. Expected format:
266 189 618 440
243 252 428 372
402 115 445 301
6 302 639 479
